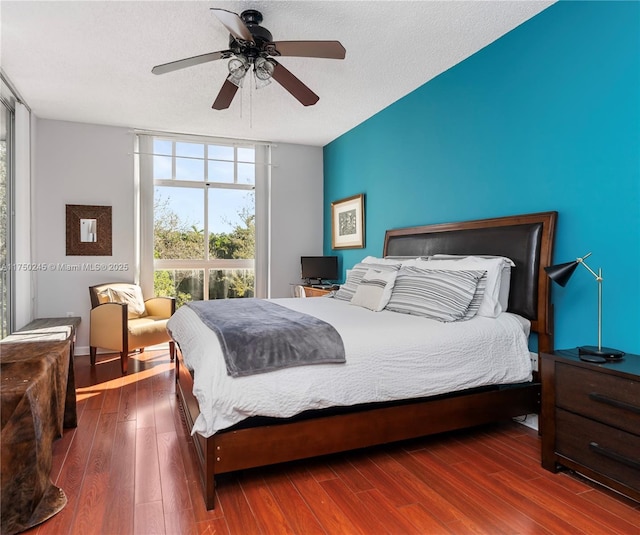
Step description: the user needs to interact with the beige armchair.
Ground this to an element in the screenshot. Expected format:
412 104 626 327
89 282 175 374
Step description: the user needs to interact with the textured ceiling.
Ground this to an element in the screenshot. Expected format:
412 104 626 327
1 1 554 146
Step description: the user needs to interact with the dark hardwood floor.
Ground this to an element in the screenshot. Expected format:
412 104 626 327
27 349 640 535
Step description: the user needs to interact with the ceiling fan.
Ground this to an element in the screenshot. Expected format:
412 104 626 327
152 8 346 110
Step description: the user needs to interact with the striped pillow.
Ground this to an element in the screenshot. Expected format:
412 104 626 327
463 272 487 320
334 262 400 301
350 268 398 311
385 267 485 322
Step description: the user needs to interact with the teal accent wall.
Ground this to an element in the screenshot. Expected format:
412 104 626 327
323 1 640 353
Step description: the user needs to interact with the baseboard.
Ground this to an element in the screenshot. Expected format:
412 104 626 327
514 413 538 431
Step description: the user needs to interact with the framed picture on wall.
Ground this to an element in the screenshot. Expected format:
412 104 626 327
331 194 365 249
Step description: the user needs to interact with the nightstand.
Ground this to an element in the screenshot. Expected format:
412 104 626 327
540 349 640 502
303 286 331 297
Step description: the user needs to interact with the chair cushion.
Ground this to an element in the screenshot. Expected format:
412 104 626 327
127 316 169 337
97 284 146 319
127 317 171 350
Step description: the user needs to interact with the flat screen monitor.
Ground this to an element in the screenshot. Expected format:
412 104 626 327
301 256 338 284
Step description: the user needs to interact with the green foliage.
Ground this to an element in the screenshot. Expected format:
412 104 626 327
153 192 255 301
154 270 192 308
154 196 204 260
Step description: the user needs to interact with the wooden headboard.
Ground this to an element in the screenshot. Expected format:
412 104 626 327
383 212 557 353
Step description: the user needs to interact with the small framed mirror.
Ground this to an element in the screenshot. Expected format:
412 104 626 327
66 205 112 255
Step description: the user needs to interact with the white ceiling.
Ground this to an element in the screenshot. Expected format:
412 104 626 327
1 1 554 146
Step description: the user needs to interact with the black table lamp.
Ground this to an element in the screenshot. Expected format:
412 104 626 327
545 252 625 363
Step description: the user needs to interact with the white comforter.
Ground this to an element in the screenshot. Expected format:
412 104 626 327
167 297 533 437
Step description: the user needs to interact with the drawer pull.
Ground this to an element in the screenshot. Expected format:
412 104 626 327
588 392 640 414
589 442 640 470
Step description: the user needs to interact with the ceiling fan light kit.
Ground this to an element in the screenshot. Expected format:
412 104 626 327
152 8 346 110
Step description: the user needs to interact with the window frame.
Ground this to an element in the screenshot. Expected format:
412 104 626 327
137 133 270 302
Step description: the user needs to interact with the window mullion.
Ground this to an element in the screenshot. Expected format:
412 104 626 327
203 184 210 299
171 140 176 180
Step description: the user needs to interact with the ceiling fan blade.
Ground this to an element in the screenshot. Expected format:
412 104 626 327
210 8 254 43
152 51 229 75
212 77 240 110
271 61 319 107
268 41 346 60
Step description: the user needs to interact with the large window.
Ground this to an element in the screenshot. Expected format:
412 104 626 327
150 137 257 306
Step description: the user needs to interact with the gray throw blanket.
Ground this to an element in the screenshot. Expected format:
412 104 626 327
186 299 346 377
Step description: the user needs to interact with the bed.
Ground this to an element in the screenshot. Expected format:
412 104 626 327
171 211 557 510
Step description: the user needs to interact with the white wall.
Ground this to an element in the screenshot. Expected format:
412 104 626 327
269 143 324 297
33 119 136 352
33 119 324 352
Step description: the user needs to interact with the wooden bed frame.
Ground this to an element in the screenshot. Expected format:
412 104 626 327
174 211 557 510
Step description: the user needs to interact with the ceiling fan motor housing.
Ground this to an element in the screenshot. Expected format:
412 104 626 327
228 9 273 61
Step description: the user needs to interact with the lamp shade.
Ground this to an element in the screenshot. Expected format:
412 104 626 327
544 260 579 287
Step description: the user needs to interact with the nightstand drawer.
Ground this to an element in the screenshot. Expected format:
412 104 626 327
556 409 640 492
556 363 640 435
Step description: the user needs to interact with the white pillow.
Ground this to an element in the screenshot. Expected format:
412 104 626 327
99 285 146 318
385 267 484 322
334 261 401 301
408 257 511 317
350 268 398 312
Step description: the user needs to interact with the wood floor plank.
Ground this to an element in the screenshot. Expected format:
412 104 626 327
50 426 77 483
325 454 375 493
70 412 118 534
153 388 176 435
101 477 135 535
355 488 431 535
135 370 157 429
135 426 162 504
453 462 567 535
374 450 463 525
215 478 262 535
261 469 326 535
353 453 421 508
195 517 230 535
288 463 364 535
392 448 502 533
163 509 199 535
526 473 640 534
238 472 297 535
394 501 451 535
134 501 165 534
156 431 192 513
320 477 389 535
453 432 542 480
34 407 101 535
412 448 540 535
119 376 138 422
491 469 636 534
